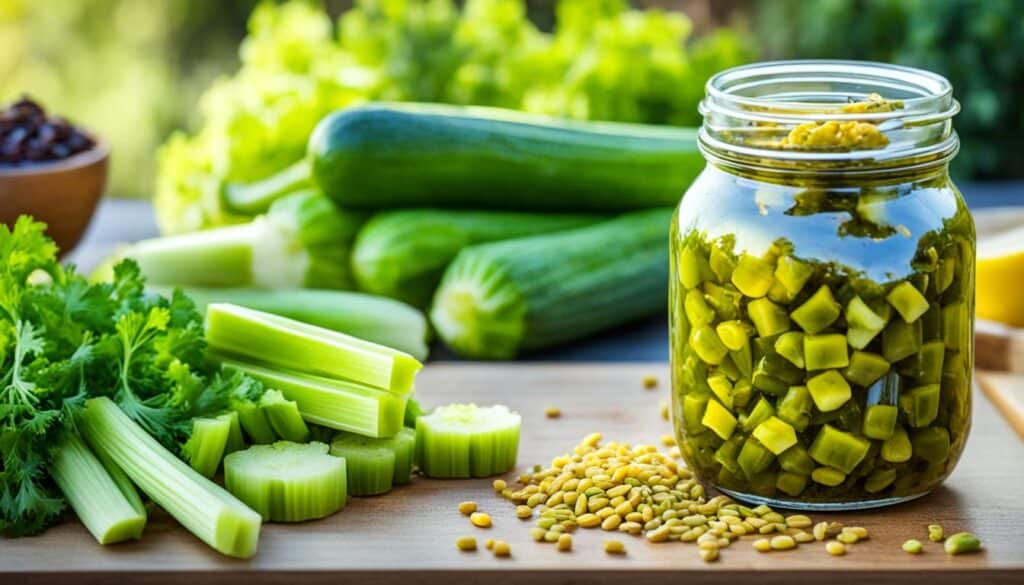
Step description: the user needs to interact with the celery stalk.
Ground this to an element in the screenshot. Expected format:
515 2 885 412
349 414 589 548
183 414 233 478
206 303 421 394
50 434 147 545
329 428 416 495
154 286 430 361
235 400 277 445
223 159 311 214
221 359 407 438
98 190 365 290
415 404 521 478
260 389 311 443
117 224 256 287
79 397 262 558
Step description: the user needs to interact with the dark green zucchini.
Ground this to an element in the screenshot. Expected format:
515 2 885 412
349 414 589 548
309 103 703 211
430 208 673 359
352 209 606 309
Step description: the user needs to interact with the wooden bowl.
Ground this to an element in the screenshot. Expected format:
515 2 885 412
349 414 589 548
0 140 109 254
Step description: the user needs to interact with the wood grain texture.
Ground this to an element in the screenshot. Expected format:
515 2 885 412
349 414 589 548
977 370 1024 439
1 363 1022 585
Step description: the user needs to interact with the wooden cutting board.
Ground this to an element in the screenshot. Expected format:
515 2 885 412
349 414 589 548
2 363 1022 585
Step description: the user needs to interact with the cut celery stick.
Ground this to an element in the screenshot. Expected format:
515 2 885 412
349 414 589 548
881 425 913 463
260 389 311 443
224 441 347 522
159 286 430 361
236 400 277 445
685 289 716 327
79 397 262 558
776 471 809 497
224 411 246 454
183 413 233 478
206 303 421 394
741 397 776 433
221 359 407 438
416 404 521 478
778 443 815 475
118 224 256 287
51 433 147 545
329 429 416 495
404 396 423 428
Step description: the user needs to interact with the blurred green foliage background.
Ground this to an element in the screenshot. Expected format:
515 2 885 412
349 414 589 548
2 0 1020 204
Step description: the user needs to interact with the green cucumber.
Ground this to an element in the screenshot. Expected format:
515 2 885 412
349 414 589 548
352 210 605 309
309 103 703 211
430 209 671 359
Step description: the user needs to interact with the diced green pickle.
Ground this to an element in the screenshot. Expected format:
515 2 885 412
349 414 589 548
845 296 888 350
748 298 791 337
774 332 805 368
804 334 850 370
807 370 852 412
715 436 744 474
704 282 743 321
707 373 734 411
811 466 846 486
777 444 815 475
791 285 841 334
732 254 775 298
862 405 898 439
899 384 940 428
776 386 812 431
683 394 709 435
883 318 922 363
730 344 753 378
732 379 754 409
741 397 776 432
702 399 737 440
887 281 930 323
774 256 813 296
910 427 950 464
752 417 798 455
737 438 775 479
709 245 737 283
941 302 966 351
864 468 898 493
881 425 912 463
685 289 716 327
692 325 729 365
776 471 809 496
844 351 890 387
716 320 752 351
679 245 712 289
808 425 870 474
917 341 945 384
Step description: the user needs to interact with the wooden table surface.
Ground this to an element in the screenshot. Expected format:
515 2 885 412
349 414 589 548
2 363 1022 585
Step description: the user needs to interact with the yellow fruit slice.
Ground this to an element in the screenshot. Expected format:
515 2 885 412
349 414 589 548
978 226 1024 326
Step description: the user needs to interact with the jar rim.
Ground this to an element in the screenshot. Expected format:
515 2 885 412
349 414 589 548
699 60 960 168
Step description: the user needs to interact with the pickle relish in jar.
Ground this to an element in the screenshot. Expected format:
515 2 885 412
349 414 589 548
670 61 973 510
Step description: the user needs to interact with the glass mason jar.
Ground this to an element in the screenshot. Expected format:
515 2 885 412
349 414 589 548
669 61 974 510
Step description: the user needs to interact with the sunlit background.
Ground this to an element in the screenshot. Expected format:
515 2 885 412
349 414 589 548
3 0 1020 209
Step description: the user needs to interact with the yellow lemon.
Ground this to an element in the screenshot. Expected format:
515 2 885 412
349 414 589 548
977 226 1024 326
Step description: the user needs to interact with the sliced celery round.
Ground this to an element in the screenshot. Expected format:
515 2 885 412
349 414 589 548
224 441 347 522
415 404 521 478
